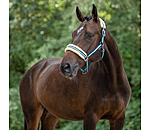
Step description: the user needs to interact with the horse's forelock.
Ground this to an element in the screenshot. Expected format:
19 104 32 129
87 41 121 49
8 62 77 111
83 15 93 22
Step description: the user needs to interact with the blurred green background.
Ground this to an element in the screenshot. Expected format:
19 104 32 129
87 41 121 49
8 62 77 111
9 0 141 129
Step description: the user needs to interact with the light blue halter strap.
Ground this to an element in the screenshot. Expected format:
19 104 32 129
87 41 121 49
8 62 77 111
65 22 106 74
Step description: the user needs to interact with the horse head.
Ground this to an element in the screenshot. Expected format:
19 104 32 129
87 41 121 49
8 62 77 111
60 4 106 78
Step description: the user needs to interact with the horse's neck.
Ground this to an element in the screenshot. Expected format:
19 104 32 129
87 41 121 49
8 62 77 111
105 28 123 73
96 28 124 84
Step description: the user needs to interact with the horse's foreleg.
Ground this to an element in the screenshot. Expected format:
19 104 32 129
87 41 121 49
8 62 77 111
41 109 59 130
109 111 125 130
83 112 99 130
20 90 44 130
23 104 44 130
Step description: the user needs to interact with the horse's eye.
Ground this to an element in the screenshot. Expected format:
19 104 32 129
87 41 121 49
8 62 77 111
85 33 93 39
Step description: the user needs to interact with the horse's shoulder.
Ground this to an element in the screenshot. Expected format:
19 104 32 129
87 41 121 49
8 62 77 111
30 58 62 70
21 58 62 81
35 58 62 67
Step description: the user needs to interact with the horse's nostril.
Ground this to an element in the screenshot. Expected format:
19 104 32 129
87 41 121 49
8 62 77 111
60 62 79 77
63 63 71 73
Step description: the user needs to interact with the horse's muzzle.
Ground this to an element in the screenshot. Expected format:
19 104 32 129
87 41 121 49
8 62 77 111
60 62 78 78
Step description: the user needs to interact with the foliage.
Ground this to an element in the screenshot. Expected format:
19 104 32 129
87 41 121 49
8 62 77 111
9 0 141 129
9 87 24 129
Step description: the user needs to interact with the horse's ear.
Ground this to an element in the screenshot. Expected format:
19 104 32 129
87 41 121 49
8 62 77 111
92 4 99 22
76 6 84 22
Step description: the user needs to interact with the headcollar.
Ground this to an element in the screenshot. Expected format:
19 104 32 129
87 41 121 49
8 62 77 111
65 18 106 74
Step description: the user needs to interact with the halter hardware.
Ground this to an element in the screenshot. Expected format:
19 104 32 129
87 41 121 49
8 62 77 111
65 18 106 74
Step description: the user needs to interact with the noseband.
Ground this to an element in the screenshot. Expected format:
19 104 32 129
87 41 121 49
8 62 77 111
65 18 106 74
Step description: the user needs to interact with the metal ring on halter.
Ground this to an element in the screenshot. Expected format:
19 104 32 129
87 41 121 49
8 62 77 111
82 70 88 74
84 56 88 62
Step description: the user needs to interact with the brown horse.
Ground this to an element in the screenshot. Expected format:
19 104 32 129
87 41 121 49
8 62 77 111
19 4 131 130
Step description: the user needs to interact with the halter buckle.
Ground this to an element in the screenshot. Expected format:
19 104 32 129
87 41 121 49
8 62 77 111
102 29 106 36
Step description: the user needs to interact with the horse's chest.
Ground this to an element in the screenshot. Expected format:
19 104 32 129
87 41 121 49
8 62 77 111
37 82 86 120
